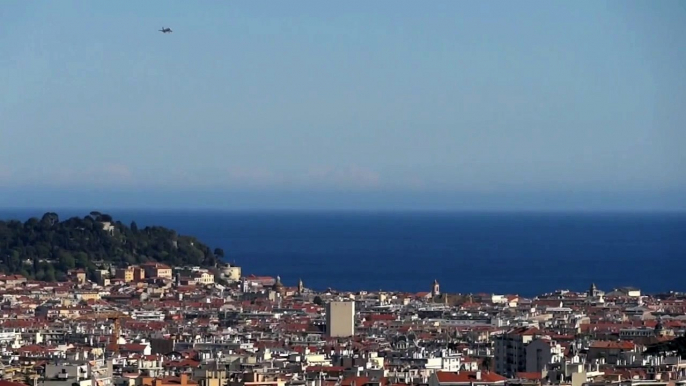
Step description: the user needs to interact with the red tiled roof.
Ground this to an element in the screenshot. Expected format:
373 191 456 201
341 377 382 386
508 326 539 336
516 372 543 380
306 366 346 373
120 344 148 352
164 359 200 368
435 371 507 384
590 341 635 350
0 381 29 386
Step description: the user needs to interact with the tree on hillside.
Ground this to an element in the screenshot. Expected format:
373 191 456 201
214 248 225 259
0 212 219 282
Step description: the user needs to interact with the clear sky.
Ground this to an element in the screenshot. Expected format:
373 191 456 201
1 1 685 210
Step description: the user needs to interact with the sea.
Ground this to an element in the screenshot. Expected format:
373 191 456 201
1 209 685 297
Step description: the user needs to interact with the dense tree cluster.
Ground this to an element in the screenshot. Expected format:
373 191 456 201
645 336 686 358
0 211 220 281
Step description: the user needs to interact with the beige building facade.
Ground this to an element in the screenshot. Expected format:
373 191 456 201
326 301 355 338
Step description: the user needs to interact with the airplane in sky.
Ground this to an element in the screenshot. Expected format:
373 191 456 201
159 27 172 33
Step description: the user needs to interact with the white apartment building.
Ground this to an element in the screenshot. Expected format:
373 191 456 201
494 326 539 377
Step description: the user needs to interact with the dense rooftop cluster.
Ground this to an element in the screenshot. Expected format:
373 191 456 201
2 269 686 386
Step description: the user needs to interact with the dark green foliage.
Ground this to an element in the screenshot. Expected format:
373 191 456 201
0 212 220 281
645 336 686 358
313 296 324 306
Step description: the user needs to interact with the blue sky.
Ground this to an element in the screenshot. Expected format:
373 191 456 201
1 1 685 210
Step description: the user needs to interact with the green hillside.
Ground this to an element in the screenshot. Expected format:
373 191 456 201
0 211 223 282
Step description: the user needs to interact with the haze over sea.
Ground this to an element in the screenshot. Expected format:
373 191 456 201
1 209 685 297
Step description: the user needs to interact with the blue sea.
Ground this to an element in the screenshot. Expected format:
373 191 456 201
1 209 685 297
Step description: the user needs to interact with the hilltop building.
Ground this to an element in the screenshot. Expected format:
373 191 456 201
142 262 173 280
115 266 145 283
221 264 242 282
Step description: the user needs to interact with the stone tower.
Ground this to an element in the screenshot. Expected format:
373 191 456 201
432 279 440 297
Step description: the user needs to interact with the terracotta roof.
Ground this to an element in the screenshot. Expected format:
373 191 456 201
589 340 635 350
0 381 29 386
165 359 201 368
341 377 384 386
508 326 539 336
306 366 346 373
515 372 543 380
435 371 507 384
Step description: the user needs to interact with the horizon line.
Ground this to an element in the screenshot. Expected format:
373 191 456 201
2 206 686 215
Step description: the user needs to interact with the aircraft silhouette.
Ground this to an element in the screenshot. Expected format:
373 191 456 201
159 27 172 33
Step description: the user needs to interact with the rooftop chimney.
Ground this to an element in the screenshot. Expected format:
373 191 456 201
476 371 482 380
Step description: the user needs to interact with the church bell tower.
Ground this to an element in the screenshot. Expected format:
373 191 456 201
432 279 440 297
